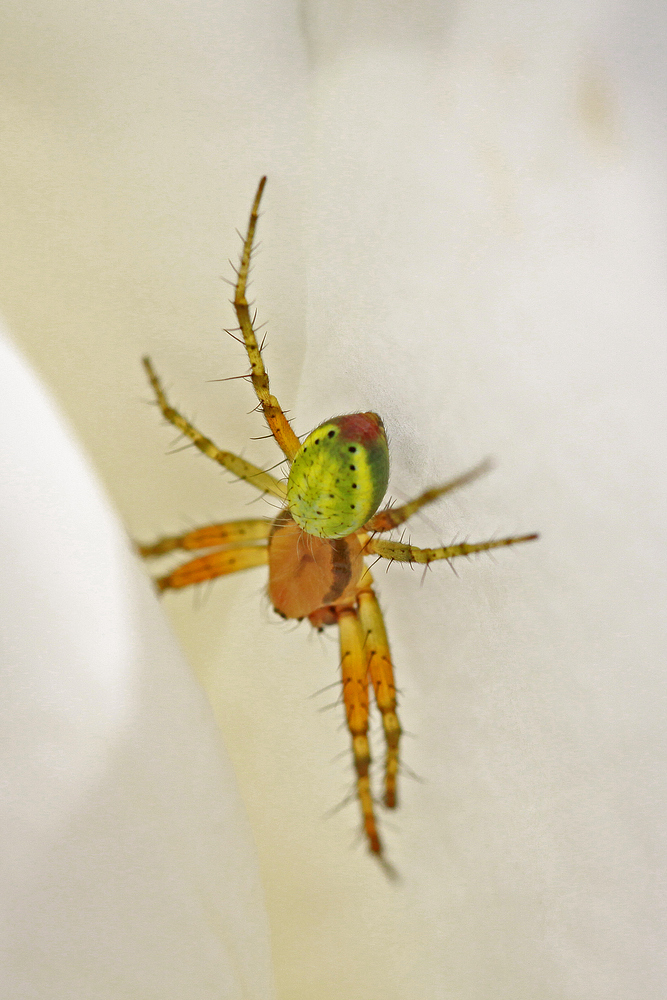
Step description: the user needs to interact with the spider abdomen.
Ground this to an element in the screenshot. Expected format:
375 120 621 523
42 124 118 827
286 413 389 538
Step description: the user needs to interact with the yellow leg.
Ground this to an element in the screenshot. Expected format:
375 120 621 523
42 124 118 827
364 460 491 532
356 573 401 809
142 357 287 501
366 532 538 564
155 544 268 592
337 606 382 856
138 518 271 558
233 178 301 462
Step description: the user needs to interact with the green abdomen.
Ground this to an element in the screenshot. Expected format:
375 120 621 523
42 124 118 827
286 413 389 538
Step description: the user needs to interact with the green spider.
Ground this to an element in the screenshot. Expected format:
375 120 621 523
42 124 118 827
139 178 538 859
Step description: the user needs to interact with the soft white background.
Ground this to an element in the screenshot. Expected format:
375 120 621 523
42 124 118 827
1 1 666 998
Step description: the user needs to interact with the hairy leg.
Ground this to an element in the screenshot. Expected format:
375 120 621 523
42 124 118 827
366 532 539 564
356 573 401 809
138 519 271 557
154 544 268 592
364 460 491 532
337 606 382 856
233 178 301 462
142 357 287 501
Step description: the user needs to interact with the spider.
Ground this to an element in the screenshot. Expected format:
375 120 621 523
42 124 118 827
139 177 538 860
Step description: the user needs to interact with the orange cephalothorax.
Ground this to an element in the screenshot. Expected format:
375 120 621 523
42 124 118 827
268 510 364 621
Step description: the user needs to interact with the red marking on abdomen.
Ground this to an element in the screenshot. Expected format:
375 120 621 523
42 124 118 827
333 412 385 447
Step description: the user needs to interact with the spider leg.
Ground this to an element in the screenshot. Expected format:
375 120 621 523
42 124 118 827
337 606 382 856
153 543 268 592
142 357 287 501
356 571 401 809
364 460 491 532
137 518 271 558
233 178 301 462
365 533 539 564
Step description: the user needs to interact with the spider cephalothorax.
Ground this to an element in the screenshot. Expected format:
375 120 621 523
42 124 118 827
139 178 538 860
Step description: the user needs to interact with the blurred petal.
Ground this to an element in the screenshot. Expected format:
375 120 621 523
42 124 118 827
0 327 275 998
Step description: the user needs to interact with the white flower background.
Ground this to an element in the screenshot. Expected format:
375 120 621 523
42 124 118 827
1 1 666 998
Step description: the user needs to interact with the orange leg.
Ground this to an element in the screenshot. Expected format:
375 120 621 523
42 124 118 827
356 573 401 809
364 460 491 532
138 518 271 557
337 606 382 856
154 543 268 592
233 178 301 462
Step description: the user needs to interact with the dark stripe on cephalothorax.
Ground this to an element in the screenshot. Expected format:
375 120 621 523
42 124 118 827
322 538 352 605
